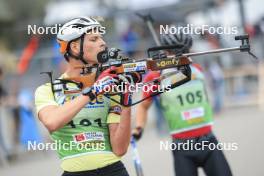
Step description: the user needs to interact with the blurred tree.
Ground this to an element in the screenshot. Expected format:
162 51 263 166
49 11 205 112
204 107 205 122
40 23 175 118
0 0 49 49
6 0 47 20
0 0 13 22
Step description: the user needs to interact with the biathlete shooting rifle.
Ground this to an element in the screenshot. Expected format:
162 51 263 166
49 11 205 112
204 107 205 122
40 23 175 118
42 18 258 107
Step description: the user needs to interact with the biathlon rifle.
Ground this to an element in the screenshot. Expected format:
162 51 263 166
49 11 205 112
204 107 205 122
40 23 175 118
42 34 258 106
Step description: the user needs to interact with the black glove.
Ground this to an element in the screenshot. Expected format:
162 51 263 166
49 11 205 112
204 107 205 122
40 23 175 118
132 127 144 141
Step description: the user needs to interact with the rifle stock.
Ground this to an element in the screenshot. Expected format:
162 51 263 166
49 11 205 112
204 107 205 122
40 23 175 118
63 72 97 89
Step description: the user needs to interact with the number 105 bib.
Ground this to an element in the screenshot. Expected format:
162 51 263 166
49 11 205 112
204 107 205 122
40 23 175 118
160 79 213 135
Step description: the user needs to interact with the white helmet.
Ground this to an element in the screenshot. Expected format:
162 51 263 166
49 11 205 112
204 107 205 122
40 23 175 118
57 17 102 42
57 17 103 63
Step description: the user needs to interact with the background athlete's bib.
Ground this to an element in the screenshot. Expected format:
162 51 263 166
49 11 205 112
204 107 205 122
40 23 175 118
160 69 213 134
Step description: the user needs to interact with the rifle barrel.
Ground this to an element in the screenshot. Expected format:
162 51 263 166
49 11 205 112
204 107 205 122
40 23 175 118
183 47 241 57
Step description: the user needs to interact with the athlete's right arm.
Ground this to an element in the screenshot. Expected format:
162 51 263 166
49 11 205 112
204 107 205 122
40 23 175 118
35 84 93 133
132 99 152 140
35 68 118 133
132 71 160 140
135 99 152 128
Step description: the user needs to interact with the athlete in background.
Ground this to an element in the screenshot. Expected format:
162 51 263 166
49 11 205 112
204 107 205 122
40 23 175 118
132 30 232 176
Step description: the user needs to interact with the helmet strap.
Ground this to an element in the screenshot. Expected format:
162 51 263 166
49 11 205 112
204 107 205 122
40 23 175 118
78 34 88 65
64 34 88 65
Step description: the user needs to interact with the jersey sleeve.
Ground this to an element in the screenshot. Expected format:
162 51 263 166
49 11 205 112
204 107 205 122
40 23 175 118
142 71 161 100
35 83 58 114
107 95 122 124
191 64 205 80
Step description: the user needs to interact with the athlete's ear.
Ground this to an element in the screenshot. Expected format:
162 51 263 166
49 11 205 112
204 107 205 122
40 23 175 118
70 40 80 55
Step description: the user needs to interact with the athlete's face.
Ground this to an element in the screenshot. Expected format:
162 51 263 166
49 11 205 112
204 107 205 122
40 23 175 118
70 33 106 64
82 33 106 64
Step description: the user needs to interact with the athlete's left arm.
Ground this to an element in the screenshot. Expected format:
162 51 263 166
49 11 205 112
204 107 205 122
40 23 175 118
108 107 131 157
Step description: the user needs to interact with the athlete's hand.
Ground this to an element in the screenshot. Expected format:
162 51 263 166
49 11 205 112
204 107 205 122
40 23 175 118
93 66 120 94
95 67 139 106
113 74 133 106
120 87 133 106
132 127 144 141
